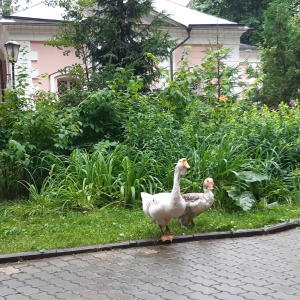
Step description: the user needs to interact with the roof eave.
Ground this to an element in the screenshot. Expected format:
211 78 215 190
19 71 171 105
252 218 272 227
2 16 63 23
189 24 246 28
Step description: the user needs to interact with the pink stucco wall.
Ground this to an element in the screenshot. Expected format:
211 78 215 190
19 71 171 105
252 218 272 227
174 44 221 70
30 41 82 92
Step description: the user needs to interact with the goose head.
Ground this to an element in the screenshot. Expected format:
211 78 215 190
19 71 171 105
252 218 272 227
203 177 214 191
176 158 190 176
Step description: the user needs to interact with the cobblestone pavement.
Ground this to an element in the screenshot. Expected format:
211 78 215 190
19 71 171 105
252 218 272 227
0 228 299 300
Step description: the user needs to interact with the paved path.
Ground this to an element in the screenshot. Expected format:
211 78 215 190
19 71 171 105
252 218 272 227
0 228 300 300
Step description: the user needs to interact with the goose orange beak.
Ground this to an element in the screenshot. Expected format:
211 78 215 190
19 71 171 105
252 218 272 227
182 158 190 170
208 181 214 190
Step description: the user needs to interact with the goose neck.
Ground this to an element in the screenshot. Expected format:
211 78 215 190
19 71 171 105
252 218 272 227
171 169 181 195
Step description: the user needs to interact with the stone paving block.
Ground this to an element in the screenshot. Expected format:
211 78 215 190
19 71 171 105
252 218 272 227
17 265 43 274
105 290 135 300
38 284 65 294
188 276 220 286
50 280 85 293
71 276 97 286
265 283 300 295
138 275 168 286
289 276 300 285
0 273 11 281
23 278 48 287
0 286 16 297
268 291 300 300
213 291 248 300
241 291 274 300
264 276 297 285
31 271 57 281
30 292 59 300
79 289 115 300
186 284 220 295
5 295 32 300
54 291 86 300
11 272 33 281
167 275 197 287
209 270 241 280
162 283 192 295
214 283 247 294
45 258 72 268
133 290 159 300
137 282 165 294
15 285 41 295
158 290 191 300
2 279 26 289
241 283 273 294
238 276 270 287
186 292 220 300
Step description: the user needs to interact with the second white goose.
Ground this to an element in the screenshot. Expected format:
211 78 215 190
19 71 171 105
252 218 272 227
178 177 214 227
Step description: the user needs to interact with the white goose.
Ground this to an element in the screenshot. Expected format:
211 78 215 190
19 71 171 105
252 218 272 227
141 158 190 242
178 177 214 227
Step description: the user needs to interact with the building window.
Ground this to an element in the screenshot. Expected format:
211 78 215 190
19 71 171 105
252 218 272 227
57 78 78 98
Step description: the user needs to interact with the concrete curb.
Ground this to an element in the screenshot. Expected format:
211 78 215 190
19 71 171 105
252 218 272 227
0 219 299 264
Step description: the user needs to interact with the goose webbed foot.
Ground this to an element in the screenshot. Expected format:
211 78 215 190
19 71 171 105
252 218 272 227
161 234 174 242
159 225 174 242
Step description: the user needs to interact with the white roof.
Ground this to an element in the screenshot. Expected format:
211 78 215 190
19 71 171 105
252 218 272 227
7 1 65 21
5 0 238 26
153 0 237 26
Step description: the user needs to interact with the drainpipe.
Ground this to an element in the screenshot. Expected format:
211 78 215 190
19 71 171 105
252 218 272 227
170 26 192 81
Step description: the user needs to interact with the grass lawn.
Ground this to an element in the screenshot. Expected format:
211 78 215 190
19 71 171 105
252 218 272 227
1 201 300 255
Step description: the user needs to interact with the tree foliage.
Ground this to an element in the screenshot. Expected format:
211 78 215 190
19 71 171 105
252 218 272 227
47 0 176 89
0 0 31 18
259 0 300 105
189 0 300 46
1 0 14 17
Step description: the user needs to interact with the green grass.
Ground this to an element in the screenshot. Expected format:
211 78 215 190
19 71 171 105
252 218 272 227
1 201 300 255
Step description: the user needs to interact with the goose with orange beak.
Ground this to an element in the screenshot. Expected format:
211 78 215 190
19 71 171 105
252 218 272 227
141 158 190 242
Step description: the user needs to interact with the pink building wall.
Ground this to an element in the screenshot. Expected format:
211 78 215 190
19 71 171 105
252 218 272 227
30 41 83 92
174 44 221 69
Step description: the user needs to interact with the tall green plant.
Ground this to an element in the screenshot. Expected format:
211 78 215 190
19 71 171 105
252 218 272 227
25 147 163 210
260 0 300 105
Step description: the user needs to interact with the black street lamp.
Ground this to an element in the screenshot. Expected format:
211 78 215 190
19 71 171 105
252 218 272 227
4 40 20 89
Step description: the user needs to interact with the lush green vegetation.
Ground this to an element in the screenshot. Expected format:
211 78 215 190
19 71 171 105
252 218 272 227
1 42 300 254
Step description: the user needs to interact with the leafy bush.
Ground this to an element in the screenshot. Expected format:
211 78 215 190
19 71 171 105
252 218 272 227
1 47 299 213
0 61 82 198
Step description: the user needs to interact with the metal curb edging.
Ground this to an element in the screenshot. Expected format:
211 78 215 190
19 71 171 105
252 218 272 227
0 219 299 264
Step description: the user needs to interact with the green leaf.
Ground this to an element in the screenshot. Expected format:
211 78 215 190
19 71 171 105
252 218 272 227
37 246 46 253
237 171 268 183
236 191 256 211
227 187 256 211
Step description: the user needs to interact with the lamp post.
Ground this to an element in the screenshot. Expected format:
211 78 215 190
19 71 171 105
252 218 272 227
4 41 20 89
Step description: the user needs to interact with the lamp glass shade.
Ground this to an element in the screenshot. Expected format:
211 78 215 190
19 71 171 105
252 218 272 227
5 41 20 63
